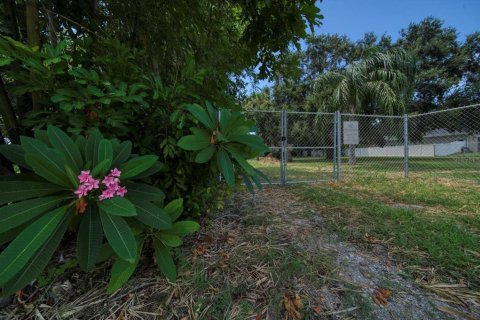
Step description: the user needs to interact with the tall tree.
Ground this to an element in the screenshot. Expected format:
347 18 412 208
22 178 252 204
397 17 462 112
313 49 415 163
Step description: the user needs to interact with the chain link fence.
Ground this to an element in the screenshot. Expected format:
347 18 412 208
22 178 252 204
245 104 480 185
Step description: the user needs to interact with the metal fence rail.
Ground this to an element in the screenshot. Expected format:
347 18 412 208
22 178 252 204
246 104 480 185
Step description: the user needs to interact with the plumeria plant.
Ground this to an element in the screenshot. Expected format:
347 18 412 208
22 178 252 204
177 102 270 191
0 126 198 295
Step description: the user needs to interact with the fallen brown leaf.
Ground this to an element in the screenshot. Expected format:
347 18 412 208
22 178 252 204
373 288 392 306
282 293 302 320
313 305 322 314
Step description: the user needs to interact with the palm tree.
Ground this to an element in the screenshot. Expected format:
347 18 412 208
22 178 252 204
313 48 415 164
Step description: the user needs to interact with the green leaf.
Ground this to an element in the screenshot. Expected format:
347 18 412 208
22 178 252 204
97 139 113 175
99 211 137 262
153 238 176 282
241 173 255 194
0 205 69 286
47 125 83 172
65 165 79 187
124 183 165 202
229 135 268 152
217 149 235 187
1 208 73 295
164 198 183 221
75 135 86 160
91 158 111 177
177 135 210 151
186 104 214 129
156 233 182 247
225 145 255 175
0 181 62 205
165 221 200 237
25 152 70 187
120 155 158 179
98 197 137 217
77 203 103 271
106 237 144 293
112 141 132 167
205 101 217 124
85 129 104 167
0 145 31 170
33 130 51 146
130 200 171 230
194 145 216 163
131 161 164 179
0 196 63 233
21 136 70 187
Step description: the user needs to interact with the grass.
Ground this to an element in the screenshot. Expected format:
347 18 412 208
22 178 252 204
250 155 480 289
250 153 480 183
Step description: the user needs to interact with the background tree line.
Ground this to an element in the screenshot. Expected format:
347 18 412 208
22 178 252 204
246 16 480 114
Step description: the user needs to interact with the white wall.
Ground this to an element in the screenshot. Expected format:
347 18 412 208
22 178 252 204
355 140 468 157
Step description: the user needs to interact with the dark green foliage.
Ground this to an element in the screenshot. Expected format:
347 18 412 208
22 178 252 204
0 127 201 295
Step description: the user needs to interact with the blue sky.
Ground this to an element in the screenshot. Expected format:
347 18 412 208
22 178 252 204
247 0 480 93
316 0 480 42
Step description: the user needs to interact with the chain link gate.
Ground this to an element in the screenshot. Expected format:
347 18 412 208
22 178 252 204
244 110 338 185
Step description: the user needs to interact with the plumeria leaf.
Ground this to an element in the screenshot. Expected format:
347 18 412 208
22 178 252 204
107 236 144 293
186 104 214 129
177 135 210 151
0 205 69 286
77 203 103 271
0 181 63 205
1 208 73 295
195 145 216 163
153 238 176 281
217 149 235 187
120 155 158 179
97 139 113 176
129 199 171 230
164 198 183 221
98 198 137 217
47 125 83 172
99 211 137 263
125 183 165 202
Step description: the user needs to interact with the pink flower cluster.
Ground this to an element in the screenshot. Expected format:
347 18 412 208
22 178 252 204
99 168 127 200
74 170 100 198
74 168 127 200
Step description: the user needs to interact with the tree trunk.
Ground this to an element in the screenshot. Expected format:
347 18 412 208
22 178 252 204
4 0 28 119
0 76 20 143
26 0 41 111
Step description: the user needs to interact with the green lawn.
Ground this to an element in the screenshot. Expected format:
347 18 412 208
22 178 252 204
250 155 480 289
250 153 480 183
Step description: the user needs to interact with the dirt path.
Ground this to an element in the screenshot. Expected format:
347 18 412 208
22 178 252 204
240 187 470 320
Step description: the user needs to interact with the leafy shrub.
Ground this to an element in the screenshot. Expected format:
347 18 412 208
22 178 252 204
0 126 199 295
1 36 229 218
178 102 270 191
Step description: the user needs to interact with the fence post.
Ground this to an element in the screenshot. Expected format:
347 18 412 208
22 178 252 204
336 111 342 181
403 113 409 178
280 109 287 186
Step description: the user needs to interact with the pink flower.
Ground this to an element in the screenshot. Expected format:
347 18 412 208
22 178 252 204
78 170 92 183
116 186 127 197
109 168 121 177
102 176 119 188
99 188 116 200
84 177 100 191
74 185 89 198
